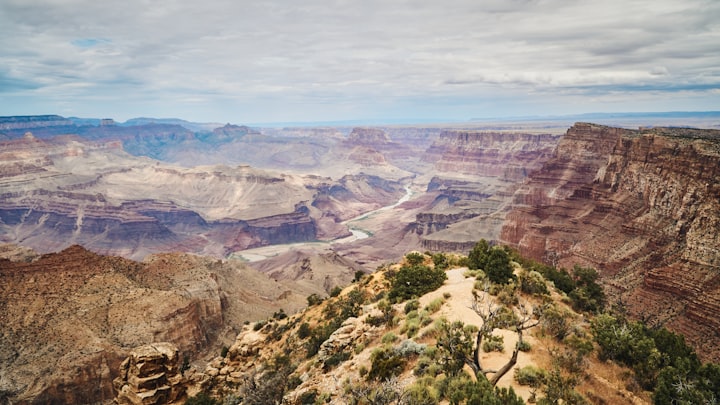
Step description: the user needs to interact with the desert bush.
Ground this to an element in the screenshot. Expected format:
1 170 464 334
482 334 504 353
517 340 532 352
382 332 398 344
396 339 426 356
404 299 420 314
542 306 571 341
307 293 323 306
514 365 547 386
368 346 406 381
568 265 605 313
297 322 312 339
367 299 396 327
323 351 351 371
432 253 449 270
496 283 519 306
405 252 426 266
388 264 447 302
400 317 421 338
330 286 343 297
520 270 549 296
424 297 445 314
465 269 486 279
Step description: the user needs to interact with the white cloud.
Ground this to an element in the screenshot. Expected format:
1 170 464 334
0 0 718 122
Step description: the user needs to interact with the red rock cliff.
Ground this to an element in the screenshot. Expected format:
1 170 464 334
501 122 720 361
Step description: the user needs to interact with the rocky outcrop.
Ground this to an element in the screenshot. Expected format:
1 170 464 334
114 343 186 405
500 122 720 361
0 244 311 404
346 127 391 145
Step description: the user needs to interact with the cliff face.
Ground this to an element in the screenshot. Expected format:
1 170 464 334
426 131 561 180
501 122 720 361
414 131 560 251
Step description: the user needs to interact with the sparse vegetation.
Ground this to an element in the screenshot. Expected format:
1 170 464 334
180 243 718 405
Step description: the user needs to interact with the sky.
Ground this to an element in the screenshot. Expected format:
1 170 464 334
1 0 719 124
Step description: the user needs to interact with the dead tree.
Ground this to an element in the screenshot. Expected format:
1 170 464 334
470 285 541 385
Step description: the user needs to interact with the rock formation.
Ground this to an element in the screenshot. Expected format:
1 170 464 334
0 135 405 260
114 343 186 405
414 131 561 251
501 122 720 361
0 244 330 404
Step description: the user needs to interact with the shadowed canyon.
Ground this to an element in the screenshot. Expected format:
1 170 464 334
1 114 719 404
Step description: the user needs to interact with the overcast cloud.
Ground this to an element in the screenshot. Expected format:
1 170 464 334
1 0 718 123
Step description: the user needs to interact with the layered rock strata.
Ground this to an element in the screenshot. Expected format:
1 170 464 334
114 343 186 405
501 122 720 361
0 135 404 260
415 131 560 251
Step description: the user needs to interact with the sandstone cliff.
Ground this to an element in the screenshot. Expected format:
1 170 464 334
501 122 720 361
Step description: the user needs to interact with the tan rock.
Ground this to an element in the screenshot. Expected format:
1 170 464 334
114 342 186 405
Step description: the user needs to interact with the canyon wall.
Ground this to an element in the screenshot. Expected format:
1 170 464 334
415 131 561 251
501 122 720 361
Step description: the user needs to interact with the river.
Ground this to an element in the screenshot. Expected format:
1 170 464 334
231 184 414 262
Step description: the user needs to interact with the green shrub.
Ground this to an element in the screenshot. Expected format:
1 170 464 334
517 340 532 352
330 286 343 297
405 252 426 266
404 299 420 314
389 264 447 302
568 265 605 313
297 322 312 339
367 346 406 381
482 334 504 353
298 390 319 405
520 270 549 296
396 339 426 356
307 293 323 306
514 365 547 386
253 321 266 331
220 346 229 358
400 317 421 338
323 351 351 371
432 253 449 270
382 332 398 344
424 297 445 314
542 306 571 341
485 248 515 285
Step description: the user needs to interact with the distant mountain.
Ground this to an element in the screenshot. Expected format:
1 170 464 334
122 117 223 132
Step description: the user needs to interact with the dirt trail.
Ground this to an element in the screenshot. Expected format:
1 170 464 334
419 268 538 401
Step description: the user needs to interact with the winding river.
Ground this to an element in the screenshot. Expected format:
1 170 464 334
231 184 414 262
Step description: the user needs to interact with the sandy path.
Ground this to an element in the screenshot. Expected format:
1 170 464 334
419 268 537 401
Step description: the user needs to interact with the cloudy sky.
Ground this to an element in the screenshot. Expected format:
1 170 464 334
1 0 718 124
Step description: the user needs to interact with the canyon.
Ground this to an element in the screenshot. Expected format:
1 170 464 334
500 123 720 362
1 114 719 403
